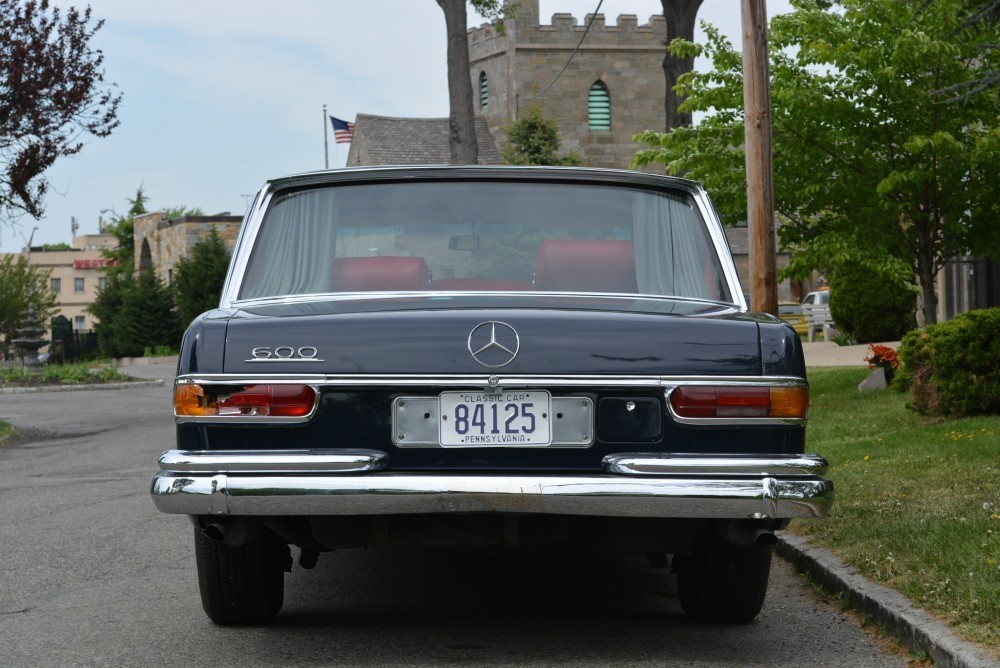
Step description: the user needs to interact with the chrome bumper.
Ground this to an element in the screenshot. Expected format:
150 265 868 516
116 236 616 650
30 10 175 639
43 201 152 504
150 449 834 520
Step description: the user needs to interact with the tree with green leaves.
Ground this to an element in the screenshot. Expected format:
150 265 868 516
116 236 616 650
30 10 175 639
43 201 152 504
101 186 148 272
0 253 57 354
1 0 121 226
113 269 179 357
173 228 231 327
89 187 146 356
634 0 999 325
89 187 199 357
501 104 582 166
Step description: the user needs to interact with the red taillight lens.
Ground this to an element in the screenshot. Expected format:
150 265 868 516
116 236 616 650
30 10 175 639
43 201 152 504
175 384 316 418
669 385 808 419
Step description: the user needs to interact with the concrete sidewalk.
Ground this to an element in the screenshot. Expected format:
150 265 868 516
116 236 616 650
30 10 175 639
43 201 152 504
802 341 901 368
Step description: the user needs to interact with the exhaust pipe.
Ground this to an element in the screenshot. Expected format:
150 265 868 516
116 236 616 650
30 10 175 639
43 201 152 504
201 522 227 541
198 517 262 546
753 529 777 546
717 520 778 547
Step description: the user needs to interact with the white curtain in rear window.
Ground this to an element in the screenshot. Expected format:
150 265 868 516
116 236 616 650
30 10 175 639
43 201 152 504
242 190 340 299
632 192 723 301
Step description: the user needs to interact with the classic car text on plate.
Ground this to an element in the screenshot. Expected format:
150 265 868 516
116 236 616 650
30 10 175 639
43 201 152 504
439 391 552 446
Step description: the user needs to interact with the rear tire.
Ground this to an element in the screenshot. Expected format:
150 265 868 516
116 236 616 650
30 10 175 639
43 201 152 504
676 532 772 623
194 526 290 625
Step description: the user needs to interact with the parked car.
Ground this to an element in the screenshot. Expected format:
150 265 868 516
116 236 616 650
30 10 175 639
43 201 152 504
151 166 833 625
778 301 809 336
801 289 830 307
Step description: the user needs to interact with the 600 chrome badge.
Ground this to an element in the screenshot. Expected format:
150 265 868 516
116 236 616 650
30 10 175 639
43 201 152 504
246 346 323 362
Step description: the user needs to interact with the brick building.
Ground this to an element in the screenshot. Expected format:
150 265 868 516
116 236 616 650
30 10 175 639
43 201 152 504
8 234 118 332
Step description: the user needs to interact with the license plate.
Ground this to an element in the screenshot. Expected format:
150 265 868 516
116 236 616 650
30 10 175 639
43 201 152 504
439 391 552 446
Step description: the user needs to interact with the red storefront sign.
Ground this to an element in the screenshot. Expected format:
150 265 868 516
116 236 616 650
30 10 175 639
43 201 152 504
73 258 118 269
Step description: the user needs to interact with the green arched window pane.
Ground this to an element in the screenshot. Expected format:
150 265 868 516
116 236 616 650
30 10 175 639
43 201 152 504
588 81 611 131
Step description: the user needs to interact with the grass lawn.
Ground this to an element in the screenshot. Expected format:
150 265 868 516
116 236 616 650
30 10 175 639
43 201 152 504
792 367 999 654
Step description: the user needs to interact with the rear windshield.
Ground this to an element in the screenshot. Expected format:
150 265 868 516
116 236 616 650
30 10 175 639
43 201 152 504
239 181 731 303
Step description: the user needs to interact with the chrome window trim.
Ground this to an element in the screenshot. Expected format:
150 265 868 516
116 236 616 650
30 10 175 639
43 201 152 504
220 185 274 306
223 291 742 312
689 184 747 310
217 170 747 311
173 382 322 425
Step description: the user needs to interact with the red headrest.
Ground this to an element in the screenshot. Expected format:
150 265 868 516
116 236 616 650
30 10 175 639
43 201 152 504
332 256 430 292
534 239 637 293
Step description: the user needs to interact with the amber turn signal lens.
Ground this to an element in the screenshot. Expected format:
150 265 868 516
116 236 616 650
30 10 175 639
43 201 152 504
174 384 217 417
768 386 809 419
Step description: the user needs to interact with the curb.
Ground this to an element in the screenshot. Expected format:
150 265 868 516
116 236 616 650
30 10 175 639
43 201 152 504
0 379 165 395
777 534 999 668
113 355 178 368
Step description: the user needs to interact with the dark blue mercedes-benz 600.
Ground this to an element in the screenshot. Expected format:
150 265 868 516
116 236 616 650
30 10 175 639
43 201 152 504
151 166 833 625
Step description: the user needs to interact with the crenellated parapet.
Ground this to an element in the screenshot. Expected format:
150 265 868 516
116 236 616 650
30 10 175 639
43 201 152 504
467 21 507 59
467 0 665 57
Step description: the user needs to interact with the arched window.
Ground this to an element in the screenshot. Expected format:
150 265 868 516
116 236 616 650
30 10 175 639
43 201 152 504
139 237 153 272
588 80 611 131
479 72 489 112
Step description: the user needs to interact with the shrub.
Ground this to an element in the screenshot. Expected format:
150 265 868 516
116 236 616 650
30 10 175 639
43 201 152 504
173 229 231 328
501 104 582 166
829 262 917 342
897 308 1000 416
114 271 181 358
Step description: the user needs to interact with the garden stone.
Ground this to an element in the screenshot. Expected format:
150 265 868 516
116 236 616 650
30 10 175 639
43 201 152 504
858 367 888 392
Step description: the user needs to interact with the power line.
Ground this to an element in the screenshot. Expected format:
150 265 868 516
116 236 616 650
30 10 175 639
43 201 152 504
527 0 605 100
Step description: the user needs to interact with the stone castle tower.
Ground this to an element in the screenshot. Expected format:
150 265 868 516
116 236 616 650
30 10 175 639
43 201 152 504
468 0 666 168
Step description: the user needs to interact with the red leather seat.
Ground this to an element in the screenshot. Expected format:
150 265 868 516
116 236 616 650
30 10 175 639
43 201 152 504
533 239 637 293
332 257 431 291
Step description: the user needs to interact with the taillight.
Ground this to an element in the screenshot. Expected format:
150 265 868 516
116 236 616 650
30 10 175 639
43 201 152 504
669 385 808 420
174 384 316 418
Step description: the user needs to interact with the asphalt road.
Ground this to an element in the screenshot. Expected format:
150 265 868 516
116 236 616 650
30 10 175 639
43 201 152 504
0 375 906 667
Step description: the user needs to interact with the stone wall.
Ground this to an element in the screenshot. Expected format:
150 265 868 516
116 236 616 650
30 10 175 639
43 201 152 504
134 212 241 286
469 0 666 168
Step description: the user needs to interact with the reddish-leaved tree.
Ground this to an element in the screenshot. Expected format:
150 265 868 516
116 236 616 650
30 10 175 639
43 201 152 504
0 0 121 225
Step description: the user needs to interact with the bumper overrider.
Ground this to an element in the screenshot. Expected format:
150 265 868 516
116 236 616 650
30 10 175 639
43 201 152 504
150 450 834 520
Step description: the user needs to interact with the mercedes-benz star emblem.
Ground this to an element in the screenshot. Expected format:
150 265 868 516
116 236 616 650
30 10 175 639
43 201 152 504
468 321 520 368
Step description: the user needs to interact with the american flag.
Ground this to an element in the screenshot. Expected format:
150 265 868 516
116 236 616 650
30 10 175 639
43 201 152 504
330 116 355 144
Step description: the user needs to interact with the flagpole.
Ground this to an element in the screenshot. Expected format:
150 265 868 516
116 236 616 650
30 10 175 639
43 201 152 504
323 103 329 169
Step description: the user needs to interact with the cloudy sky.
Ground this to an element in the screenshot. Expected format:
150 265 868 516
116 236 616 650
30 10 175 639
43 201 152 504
6 0 792 249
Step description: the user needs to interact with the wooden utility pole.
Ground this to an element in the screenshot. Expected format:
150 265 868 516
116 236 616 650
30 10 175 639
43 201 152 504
741 0 777 315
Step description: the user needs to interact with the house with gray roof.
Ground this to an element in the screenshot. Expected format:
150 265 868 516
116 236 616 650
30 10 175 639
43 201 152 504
346 114 500 166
